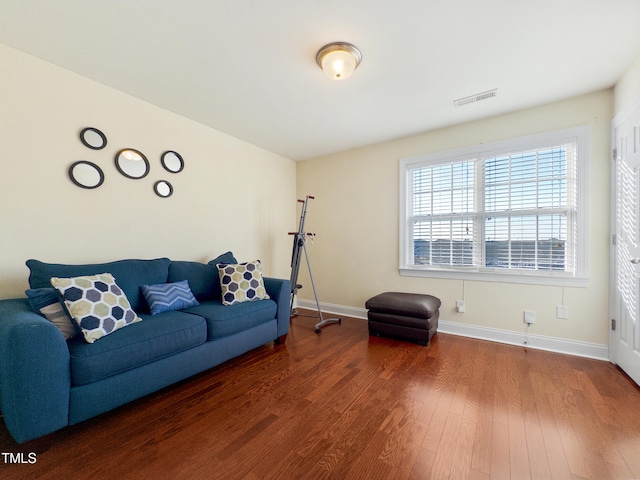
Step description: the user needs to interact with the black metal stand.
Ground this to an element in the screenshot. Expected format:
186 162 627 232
289 196 341 333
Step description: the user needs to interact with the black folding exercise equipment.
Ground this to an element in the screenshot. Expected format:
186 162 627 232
289 196 341 333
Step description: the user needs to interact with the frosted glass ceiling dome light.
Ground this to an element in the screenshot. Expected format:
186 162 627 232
316 42 362 80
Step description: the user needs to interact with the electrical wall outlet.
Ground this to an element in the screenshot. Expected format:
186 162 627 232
524 310 536 324
556 305 568 319
456 300 465 313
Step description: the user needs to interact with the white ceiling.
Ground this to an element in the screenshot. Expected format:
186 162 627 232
1 0 640 161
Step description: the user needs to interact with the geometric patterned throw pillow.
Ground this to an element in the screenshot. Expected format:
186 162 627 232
140 279 199 315
216 260 270 306
50 273 141 343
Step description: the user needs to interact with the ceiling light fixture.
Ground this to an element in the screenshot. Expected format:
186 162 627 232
316 42 362 80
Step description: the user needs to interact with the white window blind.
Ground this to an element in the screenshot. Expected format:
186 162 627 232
400 127 588 285
482 145 576 272
411 161 477 267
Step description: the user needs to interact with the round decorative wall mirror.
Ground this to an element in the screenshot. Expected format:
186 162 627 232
80 127 107 150
154 180 173 198
115 149 150 179
161 151 184 173
69 161 105 189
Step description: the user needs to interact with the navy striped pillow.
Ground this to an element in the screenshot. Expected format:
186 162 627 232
141 280 199 315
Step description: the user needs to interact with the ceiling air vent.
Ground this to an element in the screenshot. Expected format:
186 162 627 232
453 88 497 107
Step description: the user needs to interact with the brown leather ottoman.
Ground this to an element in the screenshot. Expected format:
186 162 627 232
365 292 441 346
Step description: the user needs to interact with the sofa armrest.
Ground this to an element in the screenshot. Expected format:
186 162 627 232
0 299 70 443
263 277 291 339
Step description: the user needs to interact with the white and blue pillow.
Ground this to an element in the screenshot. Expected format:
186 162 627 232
141 280 199 315
25 288 77 340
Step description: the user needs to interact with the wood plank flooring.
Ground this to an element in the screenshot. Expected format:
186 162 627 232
1 311 640 479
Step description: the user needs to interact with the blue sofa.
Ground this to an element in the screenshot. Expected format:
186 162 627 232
0 254 290 444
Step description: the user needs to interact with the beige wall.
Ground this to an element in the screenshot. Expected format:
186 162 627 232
4 40 633 347
297 90 612 345
614 51 640 115
0 44 296 299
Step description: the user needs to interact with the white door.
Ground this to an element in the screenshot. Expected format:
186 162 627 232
611 98 640 386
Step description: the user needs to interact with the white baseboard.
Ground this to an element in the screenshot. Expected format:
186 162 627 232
437 320 609 361
295 299 368 320
294 299 609 361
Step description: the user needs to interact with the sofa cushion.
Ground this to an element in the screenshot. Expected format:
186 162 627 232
216 260 270 306
182 299 277 340
51 273 141 344
141 280 199 315
68 310 207 386
168 252 237 301
26 258 171 313
25 288 77 340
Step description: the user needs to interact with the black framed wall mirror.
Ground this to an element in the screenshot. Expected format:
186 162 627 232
115 148 150 179
80 127 107 150
69 161 105 189
161 151 184 173
154 180 173 198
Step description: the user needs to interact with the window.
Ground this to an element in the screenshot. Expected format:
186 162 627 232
399 126 588 286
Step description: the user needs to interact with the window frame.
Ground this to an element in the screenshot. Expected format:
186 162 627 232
399 126 589 287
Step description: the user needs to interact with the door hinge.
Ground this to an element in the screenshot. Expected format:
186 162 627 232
613 148 617 161
612 234 617 246
612 318 616 331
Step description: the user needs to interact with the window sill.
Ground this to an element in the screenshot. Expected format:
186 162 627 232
399 267 589 288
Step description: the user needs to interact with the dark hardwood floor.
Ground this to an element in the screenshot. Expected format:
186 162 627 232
1 311 640 479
